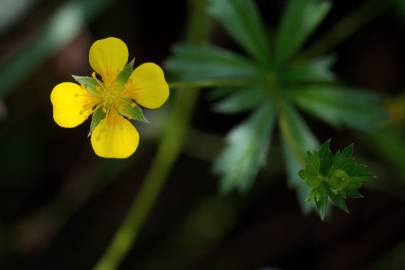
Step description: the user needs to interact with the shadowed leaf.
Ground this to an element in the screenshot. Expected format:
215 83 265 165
214 102 275 192
280 56 336 83
166 44 258 80
289 85 386 131
209 0 271 66
212 84 267 114
275 0 331 66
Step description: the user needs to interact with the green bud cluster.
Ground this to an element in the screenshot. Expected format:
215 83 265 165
299 140 373 220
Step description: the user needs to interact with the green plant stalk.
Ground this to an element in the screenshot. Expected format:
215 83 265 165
300 0 393 59
93 0 212 269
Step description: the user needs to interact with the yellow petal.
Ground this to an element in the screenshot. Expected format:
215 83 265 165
89 37 128 86
125 63 169 109
50 82 99 128
91 112 139 159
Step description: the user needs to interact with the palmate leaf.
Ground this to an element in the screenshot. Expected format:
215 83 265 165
208 0 271 66
212 83 267 114
289 85 387 131
214 102 275 193
280 55 336 83
165 0 378 219
318 139 333 176
275 0 331 66
279 102 319 213
166 44 258 80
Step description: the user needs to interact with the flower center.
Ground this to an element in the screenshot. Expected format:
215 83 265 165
101 82 124 113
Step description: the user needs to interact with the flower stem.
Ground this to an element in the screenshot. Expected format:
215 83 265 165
92 1 212 270
300 0 392 59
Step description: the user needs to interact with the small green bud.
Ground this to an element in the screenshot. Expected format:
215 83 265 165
329 169 349 191
299 140 372 220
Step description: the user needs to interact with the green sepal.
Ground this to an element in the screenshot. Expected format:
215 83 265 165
72 75 102 96
116 58 135 85
118 100 149 123
316 183 329 220
319 139 333 176
347 185 364 198
299 151 321 189
88 106 106 136
326 185 349 213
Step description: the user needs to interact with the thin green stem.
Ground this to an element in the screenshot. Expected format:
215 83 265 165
93 0 212 269
169 79 250 89
94 89 197 270
300 0 393 59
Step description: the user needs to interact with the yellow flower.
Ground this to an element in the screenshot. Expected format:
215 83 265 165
50 37 169 159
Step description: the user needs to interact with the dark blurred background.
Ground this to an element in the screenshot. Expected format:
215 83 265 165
1 0 405 269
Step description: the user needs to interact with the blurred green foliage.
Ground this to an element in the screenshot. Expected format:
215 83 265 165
214 102 275 192
0 0 113 98
275 0 331 66
289 85 385 131
167 0 386 213
0 0 35 34
208 0 271 66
